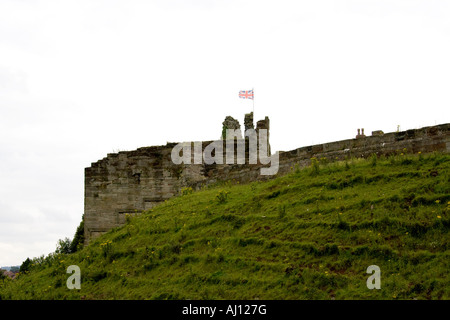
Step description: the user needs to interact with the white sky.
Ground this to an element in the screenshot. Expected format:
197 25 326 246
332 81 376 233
1 0 449 266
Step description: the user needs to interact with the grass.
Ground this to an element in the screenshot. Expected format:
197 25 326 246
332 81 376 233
1 152 449 300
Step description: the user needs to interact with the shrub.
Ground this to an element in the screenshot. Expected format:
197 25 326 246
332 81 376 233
55 237 72 255
19 258 32 273
0 271 7 282
69 215 84 253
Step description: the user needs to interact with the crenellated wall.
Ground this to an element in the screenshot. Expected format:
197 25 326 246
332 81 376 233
84 121 449 245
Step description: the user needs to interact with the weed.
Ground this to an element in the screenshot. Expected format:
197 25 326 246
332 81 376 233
370 153 377 167
216 190 229 204
100 240 113 258
181 187 193 196
310 157 320 176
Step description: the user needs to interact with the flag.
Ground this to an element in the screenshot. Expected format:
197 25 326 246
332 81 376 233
239 90 254 100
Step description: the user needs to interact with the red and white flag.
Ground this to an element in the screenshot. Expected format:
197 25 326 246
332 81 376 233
239 90 254 100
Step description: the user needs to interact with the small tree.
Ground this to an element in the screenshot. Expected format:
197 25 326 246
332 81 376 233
55 237 72 254
19 257 32 273
0 270 7 282
69 214 85 253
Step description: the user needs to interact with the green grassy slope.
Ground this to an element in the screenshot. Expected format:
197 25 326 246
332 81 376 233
1 152 449 300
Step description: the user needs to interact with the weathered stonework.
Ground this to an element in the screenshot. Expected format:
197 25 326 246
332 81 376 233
256 116 270 156
221 116 241 139
275 123 450 176
85 116 272 245
84 121 449 245
244 112 254 131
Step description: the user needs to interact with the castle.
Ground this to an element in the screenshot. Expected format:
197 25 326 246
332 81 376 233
84 114 449 245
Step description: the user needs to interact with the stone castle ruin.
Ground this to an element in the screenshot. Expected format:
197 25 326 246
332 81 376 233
84 114 449 245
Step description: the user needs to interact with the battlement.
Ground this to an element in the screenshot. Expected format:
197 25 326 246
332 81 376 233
84 120 449 245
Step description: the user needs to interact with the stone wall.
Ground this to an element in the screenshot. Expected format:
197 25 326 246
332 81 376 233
276 123 450 176
84 115 270 244
85 144 184 242
84 122 449 245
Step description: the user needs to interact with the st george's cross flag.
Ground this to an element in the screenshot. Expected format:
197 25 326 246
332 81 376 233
239 90 254 100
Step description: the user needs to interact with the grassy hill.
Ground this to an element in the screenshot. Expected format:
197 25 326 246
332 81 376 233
1 152 449 300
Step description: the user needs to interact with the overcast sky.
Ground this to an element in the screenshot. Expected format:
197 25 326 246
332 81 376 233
1 0 449 267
